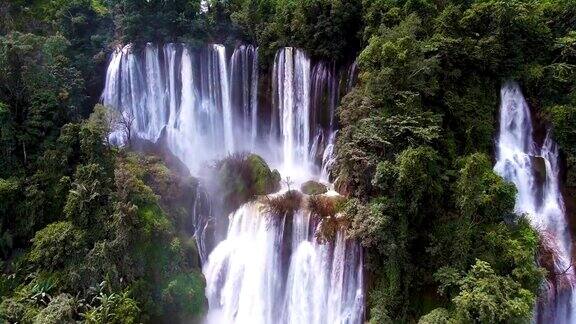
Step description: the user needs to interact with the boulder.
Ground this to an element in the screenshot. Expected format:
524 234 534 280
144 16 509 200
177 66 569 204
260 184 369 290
247 154 282 194
215 153 281 213
300 180 328 195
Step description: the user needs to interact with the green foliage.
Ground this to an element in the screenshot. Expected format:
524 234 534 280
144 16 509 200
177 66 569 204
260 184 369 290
29 222 86 270
64 163 112 232
0 32 84 175
227 0 362 63
160 271 205 319
0 297 37 323
359 13 439 113
546 104 576 157
329 1 572 321
418 307 452 324
455 153 516 223
453 260 535 323
395 146 443 216
107 0 203 44
423 258 538 323
83 288 139 324
33 293 76 324
335 111 442 196
1 105 206 322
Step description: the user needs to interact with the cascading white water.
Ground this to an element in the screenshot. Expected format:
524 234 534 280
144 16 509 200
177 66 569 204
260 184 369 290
494 82 576 323
214 44 234 153
273 48 311 177
101 44 364 324
144 44 167 140
310 61 358 182
204 203 364 324
165 46 198 164
230 45 259 150
103 43 236 171
165 43 180 129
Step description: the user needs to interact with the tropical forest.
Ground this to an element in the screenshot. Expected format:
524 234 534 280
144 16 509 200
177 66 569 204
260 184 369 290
1 0 576 323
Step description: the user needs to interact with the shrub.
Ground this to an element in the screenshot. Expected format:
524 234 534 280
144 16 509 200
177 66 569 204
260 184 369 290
29 221 86 270
307 194 346 219
33 293 76 324
82 290 139 324
308 194 348 242
262 190 302 218
161 272 206 319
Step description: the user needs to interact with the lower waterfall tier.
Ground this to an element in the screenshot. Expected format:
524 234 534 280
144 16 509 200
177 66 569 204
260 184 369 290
203 202 364 324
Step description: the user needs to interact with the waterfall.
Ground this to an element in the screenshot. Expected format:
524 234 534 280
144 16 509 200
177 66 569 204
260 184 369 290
165 46 198 166
214 44 234 153
309 61 358 181
144 43 167 140
230 45 259 150
102 43 236 171
494 82 576 323
103 47 356 174
101 43 363 324
203 203 364 324
272 48 311 176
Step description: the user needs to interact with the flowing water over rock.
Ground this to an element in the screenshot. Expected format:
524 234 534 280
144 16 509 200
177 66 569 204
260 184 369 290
494 82 576 323
203 203 363 324
102 43 363 323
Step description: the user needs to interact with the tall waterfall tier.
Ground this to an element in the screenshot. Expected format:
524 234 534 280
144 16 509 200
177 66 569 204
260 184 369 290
204 202 364 324
494 82 576 323
102 43 357 179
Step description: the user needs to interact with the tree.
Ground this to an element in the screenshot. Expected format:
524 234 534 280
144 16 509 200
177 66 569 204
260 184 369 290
118 108 135 147
453 260 535 323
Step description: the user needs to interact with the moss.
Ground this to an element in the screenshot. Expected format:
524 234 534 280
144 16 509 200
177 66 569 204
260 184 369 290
300 180 328 195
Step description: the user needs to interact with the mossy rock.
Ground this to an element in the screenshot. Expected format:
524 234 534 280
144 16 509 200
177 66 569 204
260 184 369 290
246 154 281 194
216 153 281 212
301 180 327 195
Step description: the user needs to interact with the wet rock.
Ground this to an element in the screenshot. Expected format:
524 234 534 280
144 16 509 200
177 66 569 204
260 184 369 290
531 155 547 186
